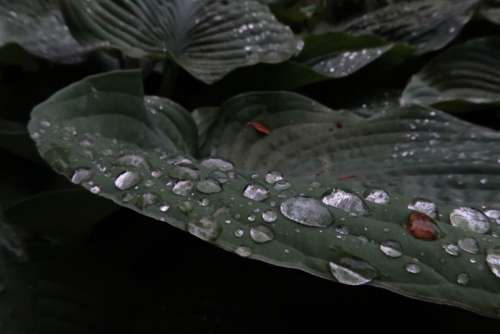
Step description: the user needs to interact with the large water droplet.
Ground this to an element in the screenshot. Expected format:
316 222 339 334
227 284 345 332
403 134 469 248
380 240 403 258
172 180 194 196
486 247 500 279
280 197 333 227
250 225 274 244
458 238 479 254
485 209 500 225
265 171 284 185
450 207 490 234
408 199 438 218
407 212 440 240
329 258 377 286
201 158 234 172
365 189 390 205
114 171 141 191
243 184 270 202
322 189 368 215
187 217 221 242
196 179 222 194
71 168 92 185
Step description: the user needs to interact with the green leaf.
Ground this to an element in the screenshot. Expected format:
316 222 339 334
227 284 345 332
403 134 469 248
29 70 500 318
0 0 94 64
61 0 302 84
315 0 480 54
402 37 500 109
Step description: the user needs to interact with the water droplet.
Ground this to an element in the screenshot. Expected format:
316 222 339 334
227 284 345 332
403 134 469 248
365 189 390 204
141 193 158 207
486 247 500 278
114 171 141 191
160 205 170 212
169 165 200 180
405 263 421 274
443 243 460 256
485 209 500 225
90 186 101 194
280 197 333 227
407 212 440 240
408 199 438 218
235 246 252 257
243 184 270 202
450 207 490 234
201 158 234 172
328 258 377 286
265 171 284 184
458 238 479 254
250 225 274 244
380 240 403 258
71 168 93 185
262 209 278 223
172 180 194 196
196 179 222 194
274 181 291 191
187 217 221 241
116 154 148 168
322 189 368 215
457 273 469 286
234 229 245 238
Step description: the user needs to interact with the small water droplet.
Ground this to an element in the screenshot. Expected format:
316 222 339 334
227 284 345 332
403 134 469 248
408 199 438 218
265 171 284 184
274 181 291 191
234 229 245 238
407 212 440 240
322 189 368 215
486 247 500 278
443 243 460 256
71 168 93 185
187 217 221 242
235 246 252 257
262 209 278 223
329 258 377 286
458 238 479 254
172 181 194 196
380 240 403 258
169 165 200 180
114 171 141 191
90 186 101 194
450 207 490 234
201 158 234 172
243 184 270 202
405 263 421 274
116 154 148 168
485 209 500 225
365 189 390 204
196 179 222 194
280 197 333 227
457 273 469 286
250 225 274 244
160 205 170 212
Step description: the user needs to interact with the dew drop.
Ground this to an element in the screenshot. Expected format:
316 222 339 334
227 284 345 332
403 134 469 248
458 238 479 254
90 186 101 194
172 180 194 196
408 198 438 218
443 243 460 256
322 189 368 215
485 209 500 225
169 165 200 180
328 258 377 286
160 205 170 212
457 273 469 286
234 229 245 238
380 240 403 258
116 154 148 168
250 225 274 244
274 181 291 191
114 171 141 191
407 212 440 240
262 209 278 223
71 168 93 185
365 189 390 204
449 207 490 234
243 184 270 202
196 179 222 194
280 197 333 227
486 247 500 279
201 158 234 172
405 263 421 274
187 217 221 242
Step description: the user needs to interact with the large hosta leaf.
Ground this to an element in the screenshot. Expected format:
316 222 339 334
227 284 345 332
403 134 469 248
61 0 302 84
29 70 500 318
402 37 500 109
315 0 480 54
0 0 92 64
